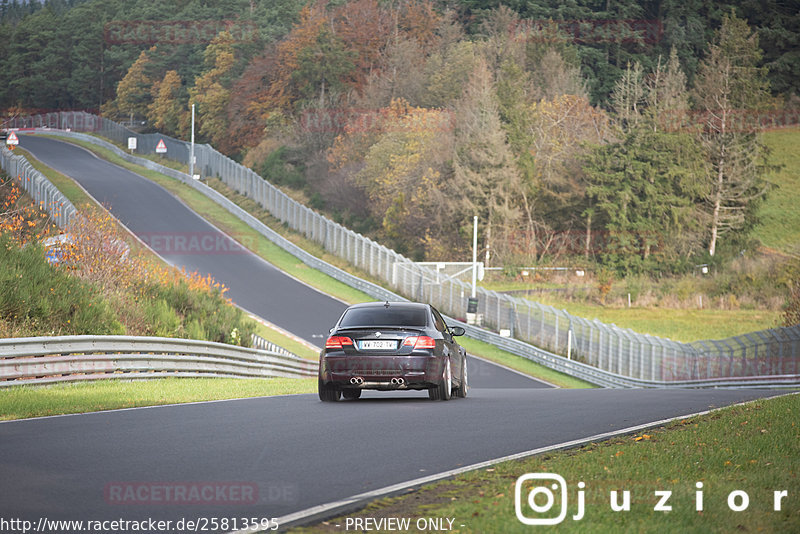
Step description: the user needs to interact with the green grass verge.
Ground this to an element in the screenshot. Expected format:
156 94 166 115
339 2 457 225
294 393 799 533
15 147 92 207
251 319 319 360
33 134 591 388
754 129 800 254
458 337 593 389
0 377 318 421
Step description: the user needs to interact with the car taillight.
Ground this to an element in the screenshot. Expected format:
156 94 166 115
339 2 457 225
402 336 436 349
325 336 353 349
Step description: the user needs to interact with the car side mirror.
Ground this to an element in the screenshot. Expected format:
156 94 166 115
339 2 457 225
449 326 466 337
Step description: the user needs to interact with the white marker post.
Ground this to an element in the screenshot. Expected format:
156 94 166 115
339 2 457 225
189 103 196 180
467 215 478 325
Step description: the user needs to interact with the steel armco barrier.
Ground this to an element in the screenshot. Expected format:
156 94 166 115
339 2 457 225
1 145 78 228
10 113 800 388
0 335 317 387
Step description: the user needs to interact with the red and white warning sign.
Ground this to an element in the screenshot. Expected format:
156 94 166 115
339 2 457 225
6 131 19 145
155 139 167 153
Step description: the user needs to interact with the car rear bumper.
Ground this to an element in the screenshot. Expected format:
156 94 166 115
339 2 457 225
320 355 444 390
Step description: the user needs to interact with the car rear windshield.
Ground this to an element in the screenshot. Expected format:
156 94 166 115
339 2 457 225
339 307 428 328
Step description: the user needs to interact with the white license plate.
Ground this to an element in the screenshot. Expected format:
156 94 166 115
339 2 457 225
359 340 396 350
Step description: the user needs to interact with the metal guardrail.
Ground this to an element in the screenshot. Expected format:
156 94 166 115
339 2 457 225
1 145 78 228
250 333 301 359
0 335 317 387
13 115 800 388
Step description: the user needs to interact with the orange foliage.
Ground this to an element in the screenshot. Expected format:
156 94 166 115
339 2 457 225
0 174 56 245
528 94 611 187
226 0 443 153
332 0 394 86
327 98 452 172
248 0 439 118
61 206 227 300
397 0 441 52
258 3 328 112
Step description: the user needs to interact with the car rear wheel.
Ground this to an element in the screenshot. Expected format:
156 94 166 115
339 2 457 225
342 389 362 400
318 379 341 402
429 358 452 401
455 357 468 398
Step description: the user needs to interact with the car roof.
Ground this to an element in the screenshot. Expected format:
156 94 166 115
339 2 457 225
345 301 429 310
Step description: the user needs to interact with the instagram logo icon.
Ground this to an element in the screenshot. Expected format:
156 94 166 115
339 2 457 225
515 473 585 525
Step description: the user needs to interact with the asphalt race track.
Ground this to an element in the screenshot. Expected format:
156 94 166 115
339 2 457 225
3 135 786 531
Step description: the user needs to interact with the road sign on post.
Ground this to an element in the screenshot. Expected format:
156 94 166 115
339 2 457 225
6 131 19 146
127 137 137 153
155 139 167 154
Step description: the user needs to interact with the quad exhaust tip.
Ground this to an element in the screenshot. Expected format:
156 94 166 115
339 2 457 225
350 377 364 385
390 377 405 385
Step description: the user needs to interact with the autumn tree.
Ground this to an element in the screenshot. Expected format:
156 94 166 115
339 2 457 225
332 0 393 89
350 99 454 258
112 46 157 124
292 24 357 109
423 40 477 108
358 36 428 109
225 50 279 153
396 0 441 53
258 3 328 113
453 58 522 265
190 32 236 149
148 70 189 138
526 93 611 260
530 48 587 103
693 13 772 257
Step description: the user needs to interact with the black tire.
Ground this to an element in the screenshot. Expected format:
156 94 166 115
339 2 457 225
318 379 341 402
342 389 362 400
455 356 468 399
428 358 452 401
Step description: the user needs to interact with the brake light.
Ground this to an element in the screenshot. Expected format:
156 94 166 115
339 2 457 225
403 336 436 349
325 336 353 349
